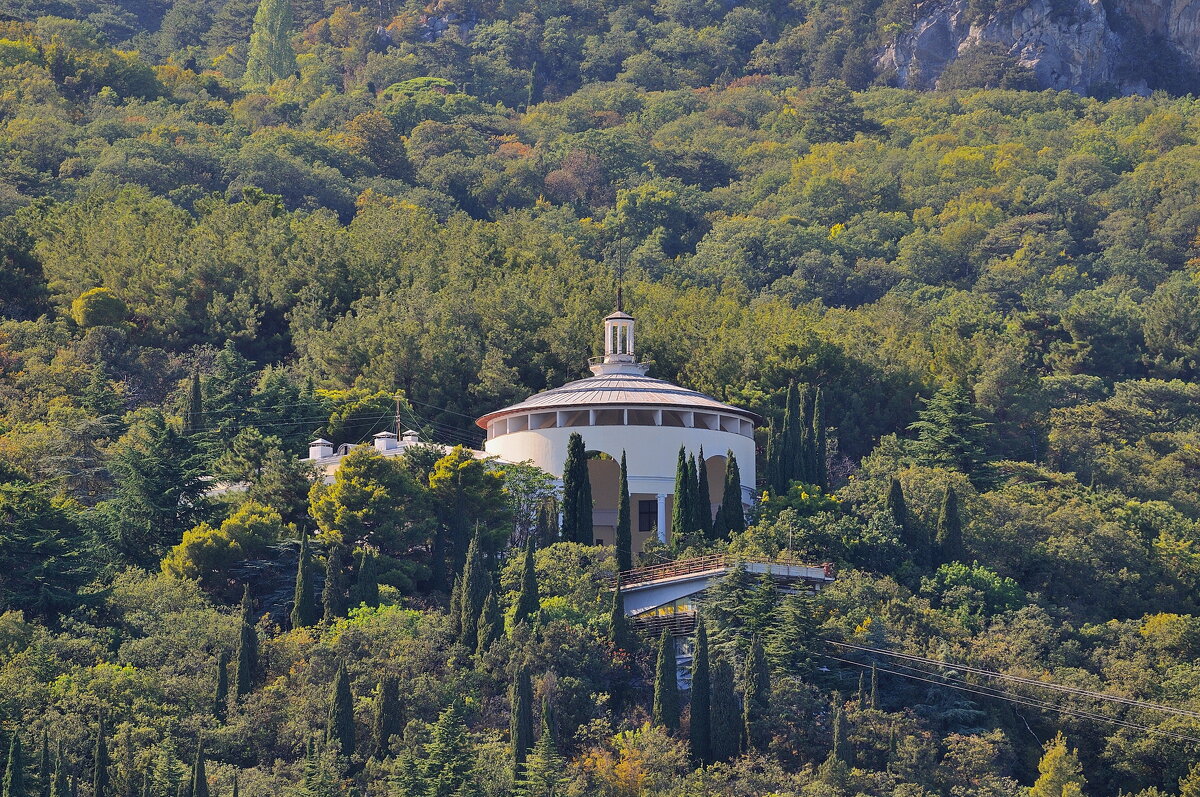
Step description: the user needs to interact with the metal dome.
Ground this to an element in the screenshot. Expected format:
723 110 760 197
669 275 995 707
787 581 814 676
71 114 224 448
475 372 759 429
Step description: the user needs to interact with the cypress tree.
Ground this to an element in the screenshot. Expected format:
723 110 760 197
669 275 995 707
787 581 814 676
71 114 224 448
560 433 592 543
188 744 208 797
213 650 229 722
534 498 558 545
614 452 632 572
244 0 297 87
935 485 965 564
510 665 534 774
607 577 631 652
830 700 850 764
234 585 258 699
742 636 770 752
458 531 489 651
670 447 691 542
475 591 500 656
688 620 711 764
696 448 712 539
352 550 379 609
93 716 109 797
686 454 701 535
719 452 745 535
326 661 355 759
449 574 463 637
37 732 48 797
322 543 347 623
183 370 203 436
511 538 538 631
291 530 318 629
4 732 24 797
651 630 679 732
886 478 914 550
763 418 780 497
229 776 237 797
371 677 402 759
708 656 740 762
49 745 66 797
870 663 879 709
515 697 566 797
812 387 828 490
799 384 815 484
778 381 800 491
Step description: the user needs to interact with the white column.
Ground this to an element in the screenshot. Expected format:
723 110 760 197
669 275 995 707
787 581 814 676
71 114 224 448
656 493 668 544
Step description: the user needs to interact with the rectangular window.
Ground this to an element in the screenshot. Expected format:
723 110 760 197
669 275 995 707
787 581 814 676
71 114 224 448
638 500 656 533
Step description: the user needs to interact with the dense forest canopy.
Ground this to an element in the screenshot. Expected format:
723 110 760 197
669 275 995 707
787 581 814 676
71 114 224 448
3 0 1200 795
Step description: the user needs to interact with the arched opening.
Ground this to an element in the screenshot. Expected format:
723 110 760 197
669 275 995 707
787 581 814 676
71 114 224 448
586 451 620 546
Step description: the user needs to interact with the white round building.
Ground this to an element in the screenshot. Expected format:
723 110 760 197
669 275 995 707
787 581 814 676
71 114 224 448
477 309 759 551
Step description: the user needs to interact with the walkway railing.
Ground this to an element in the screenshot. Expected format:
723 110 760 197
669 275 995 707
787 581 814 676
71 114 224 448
615 554 834 588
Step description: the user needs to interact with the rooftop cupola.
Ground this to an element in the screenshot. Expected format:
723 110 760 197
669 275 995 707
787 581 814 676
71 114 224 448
590 308 650 376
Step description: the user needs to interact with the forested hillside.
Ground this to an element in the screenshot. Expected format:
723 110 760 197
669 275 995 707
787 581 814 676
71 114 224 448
4 0 1200 795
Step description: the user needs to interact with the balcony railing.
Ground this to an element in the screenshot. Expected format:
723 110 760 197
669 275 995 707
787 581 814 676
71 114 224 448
615 554 834 588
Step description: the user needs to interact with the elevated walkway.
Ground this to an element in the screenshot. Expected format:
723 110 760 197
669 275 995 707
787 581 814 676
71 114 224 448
616 554 835 634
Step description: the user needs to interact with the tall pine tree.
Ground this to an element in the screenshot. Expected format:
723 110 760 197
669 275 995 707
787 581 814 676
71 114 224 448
908 383 991 482
614 452 632 572
514 696 566 797
234 585 258 699
291 530 318 629
560 433 592 544
688 620 711 764
651 630 679 732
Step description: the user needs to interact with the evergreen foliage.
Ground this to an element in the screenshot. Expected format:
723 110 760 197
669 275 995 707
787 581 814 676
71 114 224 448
651 630 679 732
244 0 297 87
4 733 25 797
183 371 202 437
422 702 475 797
935 485 966 564
614 452 632 572
187 744 207 797
607 577 631 652
212 649 228 722
708 657 740 762
670 447 692 541
371 677 401 759
326 661 355 759
458 531 490 651
812 388 828 490
909 384 991 481
291 530 318 629
321 543 347 623
695 449 712 539
685 454 700 536
1029 732 1086 797
514 696 567 797
718 452 745 535
887 477 924 560
510 664 534 773
93 716 109 797
742 636 771 752
36 732 47 797
234 585 258 699
351 549 379 609
475 591 500 656
688 620 711 765
560 434 592 544
49 746 66 797
511 538 538 631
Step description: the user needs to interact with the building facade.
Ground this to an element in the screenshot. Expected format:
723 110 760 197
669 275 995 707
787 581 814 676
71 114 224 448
476 309 759 550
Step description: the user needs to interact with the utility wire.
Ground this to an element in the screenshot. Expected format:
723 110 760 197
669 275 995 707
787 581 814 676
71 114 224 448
819 653 1200 745
826 640 1200 721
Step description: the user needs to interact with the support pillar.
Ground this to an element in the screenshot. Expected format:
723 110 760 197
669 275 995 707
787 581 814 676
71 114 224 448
656 493 668 544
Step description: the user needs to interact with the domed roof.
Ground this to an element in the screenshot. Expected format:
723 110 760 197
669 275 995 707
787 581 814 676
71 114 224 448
476 372 759 428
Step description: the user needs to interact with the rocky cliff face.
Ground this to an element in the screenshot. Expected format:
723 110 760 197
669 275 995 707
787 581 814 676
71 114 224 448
879 0 1200 94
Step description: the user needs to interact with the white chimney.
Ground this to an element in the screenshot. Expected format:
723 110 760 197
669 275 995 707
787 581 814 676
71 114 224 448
308 438 333 459
374 431 398 452
401 429 420 444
